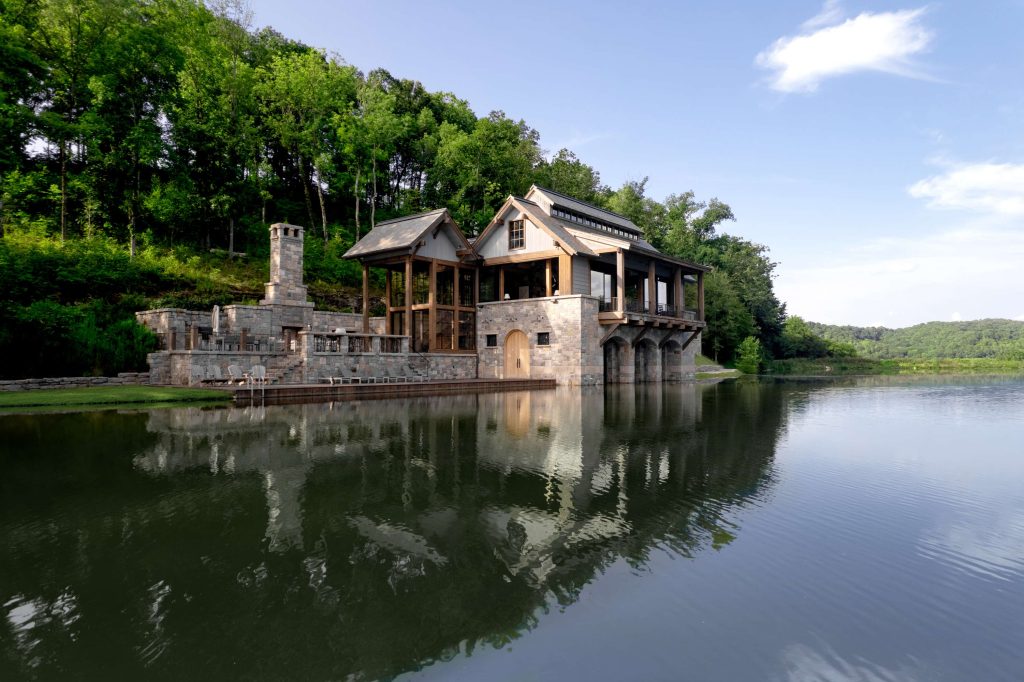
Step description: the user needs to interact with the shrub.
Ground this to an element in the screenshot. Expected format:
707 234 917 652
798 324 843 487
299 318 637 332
735 336 764 374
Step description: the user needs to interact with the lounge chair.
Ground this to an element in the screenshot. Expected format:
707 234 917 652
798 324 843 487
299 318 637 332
227 364 247 385
250 365 267 386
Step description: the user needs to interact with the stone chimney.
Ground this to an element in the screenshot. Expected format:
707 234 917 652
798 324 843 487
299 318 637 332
262 223 312 307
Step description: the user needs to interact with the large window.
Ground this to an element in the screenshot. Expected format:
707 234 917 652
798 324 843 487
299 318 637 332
436 265 454 306
412 262 430 305
435 310 454 350
591 269 613 302
412 310 429 352
390 311 405 336
479 267 499 302
389 269 406 307
459 270 475 306
508 219 525 250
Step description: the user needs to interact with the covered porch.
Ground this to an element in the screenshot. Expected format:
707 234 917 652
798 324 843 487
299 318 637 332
591 248 707 330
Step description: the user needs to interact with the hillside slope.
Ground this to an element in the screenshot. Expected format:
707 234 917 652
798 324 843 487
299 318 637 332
808 319 1024 359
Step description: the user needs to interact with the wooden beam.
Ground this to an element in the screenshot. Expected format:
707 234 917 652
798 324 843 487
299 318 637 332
558 254 572 294
428 259 437 351
478 249 562 266
673 267 682 318
648 260 657 316
498 267 505 301
404 257 413 341
385 268 392 335
616 249 625 313
362 263 370 333
679 330 700 352
697 271 705 322
453 264 460 308
545 259 552 297
599 323 622 347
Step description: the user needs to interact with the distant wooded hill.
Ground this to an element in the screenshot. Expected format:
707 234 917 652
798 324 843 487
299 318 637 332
808 319 1024 360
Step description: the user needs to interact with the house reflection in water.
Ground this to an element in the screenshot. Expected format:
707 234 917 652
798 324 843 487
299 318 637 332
1 385 786 680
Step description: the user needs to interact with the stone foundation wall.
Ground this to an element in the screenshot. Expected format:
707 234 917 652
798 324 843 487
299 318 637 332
476 295 603 385
136 308 212 335
301 352 474 383
147 351 281 385
0 372 150 392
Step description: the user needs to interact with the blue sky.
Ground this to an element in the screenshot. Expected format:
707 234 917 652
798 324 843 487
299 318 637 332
248 0 1024 327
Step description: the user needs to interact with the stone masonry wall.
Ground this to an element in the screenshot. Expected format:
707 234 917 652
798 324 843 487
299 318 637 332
477 295 603 385
0 373 150 392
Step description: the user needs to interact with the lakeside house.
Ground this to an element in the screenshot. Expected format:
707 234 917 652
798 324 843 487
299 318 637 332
137 186 708 385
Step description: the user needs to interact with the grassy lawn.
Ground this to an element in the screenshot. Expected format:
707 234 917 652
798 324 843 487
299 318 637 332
0 385 232 410
696 354 718 367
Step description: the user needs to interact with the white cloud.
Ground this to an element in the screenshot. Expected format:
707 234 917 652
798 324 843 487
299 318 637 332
776 225 1024 326
756 4 933 93
801 0 845 31
909 162 1024 216
950 312 962 322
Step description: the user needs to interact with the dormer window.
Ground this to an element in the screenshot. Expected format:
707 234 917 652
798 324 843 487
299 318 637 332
509 219 525 250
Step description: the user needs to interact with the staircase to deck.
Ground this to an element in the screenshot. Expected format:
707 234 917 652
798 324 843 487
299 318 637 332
266 354 305 384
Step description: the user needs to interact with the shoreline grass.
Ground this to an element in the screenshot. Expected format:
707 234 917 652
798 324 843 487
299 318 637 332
765 357 1024 376
0 385 232 410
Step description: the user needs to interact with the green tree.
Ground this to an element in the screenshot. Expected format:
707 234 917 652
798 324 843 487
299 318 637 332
780 315 829 358
533 149 605 203
735 336 763 374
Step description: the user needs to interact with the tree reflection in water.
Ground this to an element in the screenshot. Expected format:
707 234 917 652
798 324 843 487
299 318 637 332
0 382 788 680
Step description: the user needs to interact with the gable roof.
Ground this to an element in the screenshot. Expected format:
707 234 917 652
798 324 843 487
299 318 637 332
471 196 597 258
526 185 643 236
344 208 470 259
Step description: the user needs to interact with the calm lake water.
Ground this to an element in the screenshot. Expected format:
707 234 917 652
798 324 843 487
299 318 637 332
1 378 1023 681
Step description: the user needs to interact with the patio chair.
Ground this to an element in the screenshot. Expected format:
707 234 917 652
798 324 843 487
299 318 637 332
250 365 267 387
227 364 247 385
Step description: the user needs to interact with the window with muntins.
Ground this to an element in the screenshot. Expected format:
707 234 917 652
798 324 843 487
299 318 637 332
508 220 525 249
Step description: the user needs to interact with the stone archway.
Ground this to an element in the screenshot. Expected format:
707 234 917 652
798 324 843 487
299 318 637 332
634 339 660 383
603 337 629 383
661 340 682 382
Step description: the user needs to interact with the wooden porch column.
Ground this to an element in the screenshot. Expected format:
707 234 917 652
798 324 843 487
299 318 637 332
545 259 552 297
428 259 437 351
404 257 413 340
648 260 657 315
385 267 392 334
673 267 683 318
558 254 572 295
499 267 505 300
361 263 370 333
615 249 625 313
697 271 705 322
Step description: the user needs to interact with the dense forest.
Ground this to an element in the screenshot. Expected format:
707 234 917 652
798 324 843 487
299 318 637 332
808 319 1024 360
3 0 786 377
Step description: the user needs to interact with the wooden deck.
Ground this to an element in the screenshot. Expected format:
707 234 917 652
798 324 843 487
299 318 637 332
232 378 557 405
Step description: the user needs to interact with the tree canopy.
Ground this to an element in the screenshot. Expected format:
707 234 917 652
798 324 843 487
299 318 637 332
0 0 794 370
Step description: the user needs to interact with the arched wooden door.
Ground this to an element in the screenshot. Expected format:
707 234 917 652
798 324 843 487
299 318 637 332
504 330 530 378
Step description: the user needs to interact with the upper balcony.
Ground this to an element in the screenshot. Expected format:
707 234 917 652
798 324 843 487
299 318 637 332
597 296 705 330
